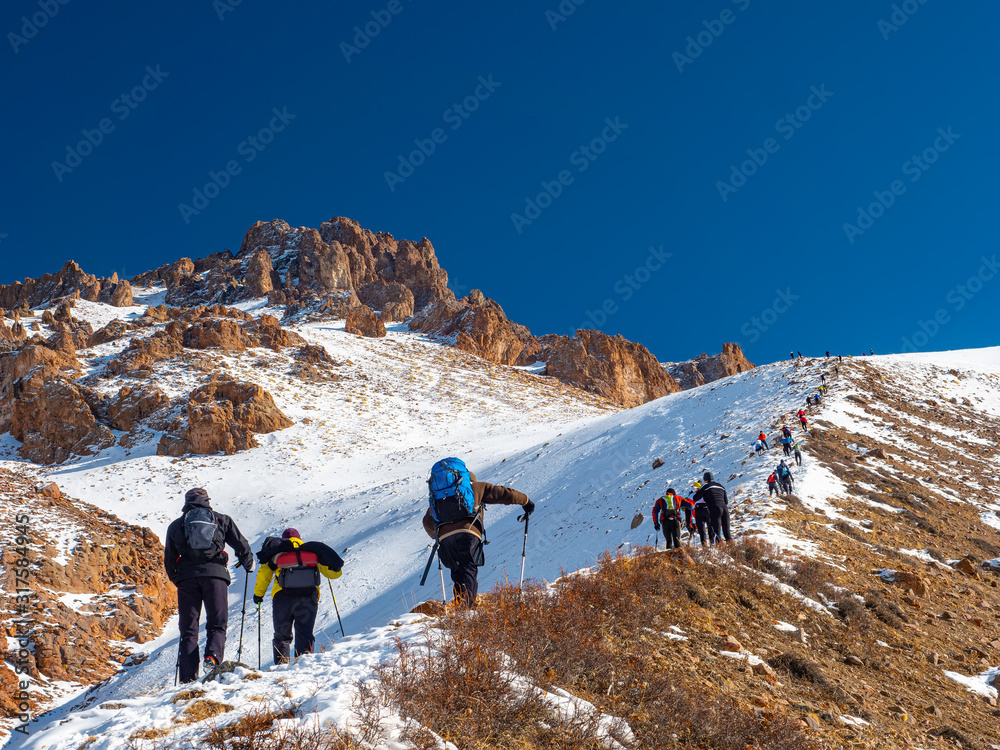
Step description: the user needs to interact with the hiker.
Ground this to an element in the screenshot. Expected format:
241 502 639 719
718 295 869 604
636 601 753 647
800 413 808 430
781 425 792 439
793 442 803 466
767 473 779 496
692 472 732 544
652 488 683 550
825 350 830 357
680 493 697 540
253 528 344 665
776 462 794 493
820 373 826 384
870 349 874 355
164 488 253 683
781 435 792 456
757 431 769 450
690 481 716 546
797 351 803 359
789 351 794 359
753 439 765 456
422 458 533 608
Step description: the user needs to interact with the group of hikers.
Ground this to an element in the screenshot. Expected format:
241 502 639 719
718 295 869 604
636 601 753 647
167 363 838 682
165 459 534 683
650 472 734 550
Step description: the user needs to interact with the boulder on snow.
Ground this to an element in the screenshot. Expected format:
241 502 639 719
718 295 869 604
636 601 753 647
157 380 293 457
345 304 386 338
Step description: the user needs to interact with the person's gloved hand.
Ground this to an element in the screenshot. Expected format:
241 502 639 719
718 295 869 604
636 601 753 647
253 595 263 605
653 523 660 531
522 500 535 516
240 556 255 573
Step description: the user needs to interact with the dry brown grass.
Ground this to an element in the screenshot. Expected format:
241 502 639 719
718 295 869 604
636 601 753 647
179 698 233 724
374 544 819 750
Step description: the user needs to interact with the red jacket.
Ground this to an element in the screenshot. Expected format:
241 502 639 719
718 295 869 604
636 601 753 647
797 410 805 418
767 473 777 484
758 432 767 442
652 493 683 524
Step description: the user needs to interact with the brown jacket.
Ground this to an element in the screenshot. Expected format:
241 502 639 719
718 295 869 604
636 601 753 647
422 481 530 541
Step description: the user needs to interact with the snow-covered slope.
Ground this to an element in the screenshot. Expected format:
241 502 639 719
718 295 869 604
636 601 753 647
5 289 1000 747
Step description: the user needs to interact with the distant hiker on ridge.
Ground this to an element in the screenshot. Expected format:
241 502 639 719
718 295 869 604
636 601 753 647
767 472 779 496
164 488 253 683
692 472 732 544
793 442 803 467
758 431 769 450
422 458 533 608
254 528 344 665
753 439 765 456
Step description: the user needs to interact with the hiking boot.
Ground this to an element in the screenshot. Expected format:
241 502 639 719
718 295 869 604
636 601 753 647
203 656 218 675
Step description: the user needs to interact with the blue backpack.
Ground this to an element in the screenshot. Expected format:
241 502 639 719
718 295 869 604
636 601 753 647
428 458 476 526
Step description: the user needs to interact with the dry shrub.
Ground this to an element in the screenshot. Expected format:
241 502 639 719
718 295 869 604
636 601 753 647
376 549 817 750
768 652 829 687
833 519 866 542
788 558 834 597
171 689 207 704
180 699 233 724
864 589 907 629
204 704 296 747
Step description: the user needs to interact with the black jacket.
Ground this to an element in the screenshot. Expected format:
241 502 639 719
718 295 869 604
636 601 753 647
163 496 252 585
692 481 728 506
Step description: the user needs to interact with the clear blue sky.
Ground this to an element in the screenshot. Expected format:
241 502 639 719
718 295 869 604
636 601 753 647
2 0 998 364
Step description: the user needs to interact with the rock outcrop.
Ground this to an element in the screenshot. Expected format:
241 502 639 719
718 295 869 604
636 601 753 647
345 304 387 338
10 363 116 464
409 290 540 366
0 261 134 310
541 330 682 408
0 470 173 726
356 280 414 323
665 343 754 390
157 380 293 457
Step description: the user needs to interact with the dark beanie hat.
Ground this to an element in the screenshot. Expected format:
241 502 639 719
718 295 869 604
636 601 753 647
282 528 300 540
703 471 713 483
185 487 210 504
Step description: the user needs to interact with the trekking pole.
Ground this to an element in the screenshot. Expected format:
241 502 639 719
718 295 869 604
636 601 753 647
419 531 441 587
654 528 658 550
237 570 249 663
256 603 261 671
175 657 179 687
327 578 345 638
438 552 447 605
517 513 530 588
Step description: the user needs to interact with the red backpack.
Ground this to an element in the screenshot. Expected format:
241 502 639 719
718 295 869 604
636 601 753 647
274 549 320 591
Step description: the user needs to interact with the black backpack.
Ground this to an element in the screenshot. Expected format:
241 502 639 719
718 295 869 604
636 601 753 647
182 507 224 562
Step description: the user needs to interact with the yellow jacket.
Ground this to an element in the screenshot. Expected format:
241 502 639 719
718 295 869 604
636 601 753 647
254 537 341 599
